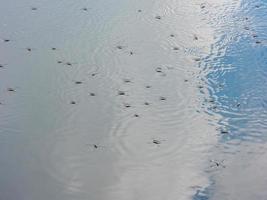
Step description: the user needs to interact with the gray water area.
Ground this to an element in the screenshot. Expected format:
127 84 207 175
0 0 267 200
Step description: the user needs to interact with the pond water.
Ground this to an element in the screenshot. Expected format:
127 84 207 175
0 0 266 200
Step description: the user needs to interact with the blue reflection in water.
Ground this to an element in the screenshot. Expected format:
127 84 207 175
194 0 267 199
192 180 216 200
208 0 267 142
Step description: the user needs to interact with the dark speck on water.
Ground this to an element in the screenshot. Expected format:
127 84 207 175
218 84 224 88
70 101 76 105
90 93 95 96
75 81 82 84
153 139 161 145
51 48 56 50
27 48 32 52
123 79 131 83
146 85 151 88
7 88 15 92
144 102 150 105
173 47 179 51
210 160 225 168
156 67 162 73
170 34 175 37
118 91 126 96
160 96 166 101
66 62 72 66
211 106 217 110
124 103 131 108
4 39 10 42
117 45 123 50
31 7 37 10
134 114 139 117
82 8 88 11
194 58 201 61
57 61 62 64
220 129 229 134
155 15 161 20
138 9 142 12
244 26 250 30
256 41 261 44
209 99 215 103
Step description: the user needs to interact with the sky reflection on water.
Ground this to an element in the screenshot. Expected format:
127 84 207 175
195 0 267 199
0 0 267 200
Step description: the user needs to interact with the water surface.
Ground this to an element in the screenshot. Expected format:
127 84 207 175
0 0 266 200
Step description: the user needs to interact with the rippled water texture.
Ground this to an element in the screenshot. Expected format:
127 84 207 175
0 0 266 200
